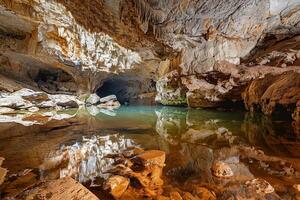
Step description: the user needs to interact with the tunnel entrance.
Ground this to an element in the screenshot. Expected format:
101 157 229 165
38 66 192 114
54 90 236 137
96 78 127 104
96 76 156 105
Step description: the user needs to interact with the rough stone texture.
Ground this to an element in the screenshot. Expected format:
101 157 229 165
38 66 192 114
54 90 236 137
16 177 99 200
0 0 300 109
0 157 7 185
243 71 300 121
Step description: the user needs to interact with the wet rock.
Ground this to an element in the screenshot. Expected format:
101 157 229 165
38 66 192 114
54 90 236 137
212 161 234 178
243 71 300 121
104 175 130 199
245 178 274 194
105 149 166 198
293 184 300 192
17 177 99 200
86 93 100 105
133 150 166 168
181 129 216 143
0 157 7 185
192 186 216 200
170 191 183 200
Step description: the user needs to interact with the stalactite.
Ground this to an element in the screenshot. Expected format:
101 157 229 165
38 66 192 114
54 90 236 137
132 0 166 40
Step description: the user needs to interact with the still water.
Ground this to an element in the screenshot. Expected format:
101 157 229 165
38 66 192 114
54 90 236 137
0 106 299 199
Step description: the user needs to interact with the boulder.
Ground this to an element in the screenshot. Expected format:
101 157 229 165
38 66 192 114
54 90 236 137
12 88 49 102
86 93 101 105
17 177 99 200
98 95 121 110
49 94 79 108
245 178 274 194
133 150 166 168
212 161 234 178
100 95 117 103
104 175 130 199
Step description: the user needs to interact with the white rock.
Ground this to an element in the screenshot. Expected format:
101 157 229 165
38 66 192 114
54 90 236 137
100 95 118 103
86 93 100 105
0 107 15 114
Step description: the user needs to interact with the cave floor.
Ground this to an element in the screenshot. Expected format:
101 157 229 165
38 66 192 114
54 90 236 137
0 106 299 199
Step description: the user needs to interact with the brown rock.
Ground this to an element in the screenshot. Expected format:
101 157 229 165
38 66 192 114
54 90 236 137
245 178 274 194
133 150 166 168
192 186 216 200
0 157 7 185
243 71 300 121
212 161 234 178
104 175 130 199
170 191 183 200
17 177 99 200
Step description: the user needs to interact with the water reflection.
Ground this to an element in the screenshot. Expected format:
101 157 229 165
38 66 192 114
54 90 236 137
0 106 299 199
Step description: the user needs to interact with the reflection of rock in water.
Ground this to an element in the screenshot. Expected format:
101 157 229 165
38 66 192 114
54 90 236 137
155 107 187 144
41 134 138 183
242 113 300 158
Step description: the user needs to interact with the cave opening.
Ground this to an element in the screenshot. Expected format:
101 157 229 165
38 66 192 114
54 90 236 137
96 78 131 104
96 76 156 105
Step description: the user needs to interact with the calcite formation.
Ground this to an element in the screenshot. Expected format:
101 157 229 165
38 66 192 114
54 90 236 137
0 0 299 113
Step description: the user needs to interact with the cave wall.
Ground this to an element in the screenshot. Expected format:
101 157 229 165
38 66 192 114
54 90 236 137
0 0 299 112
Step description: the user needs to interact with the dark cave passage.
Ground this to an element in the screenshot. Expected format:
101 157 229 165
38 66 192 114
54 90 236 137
96 76 156 105
96 78 130 104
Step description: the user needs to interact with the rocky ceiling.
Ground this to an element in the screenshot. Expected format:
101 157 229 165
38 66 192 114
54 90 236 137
0 0 299 111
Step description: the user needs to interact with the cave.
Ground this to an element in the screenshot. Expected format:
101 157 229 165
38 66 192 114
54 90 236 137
96 78 130 104
0 1 300 200
96 76 156 105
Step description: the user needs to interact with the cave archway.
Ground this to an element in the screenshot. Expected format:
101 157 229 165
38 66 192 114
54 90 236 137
96 76 156 105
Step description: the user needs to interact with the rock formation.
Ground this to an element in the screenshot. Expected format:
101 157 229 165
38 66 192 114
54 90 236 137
0 0 299 110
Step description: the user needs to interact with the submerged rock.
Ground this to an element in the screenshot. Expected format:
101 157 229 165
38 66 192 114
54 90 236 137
0 157 7 185
212 161 234 178
104 149 166 199
245 178 274 194
16 177 99 200
104 175 130 199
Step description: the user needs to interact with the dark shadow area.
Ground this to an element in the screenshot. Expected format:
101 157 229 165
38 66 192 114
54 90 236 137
34 68 77 94
96 78 129 104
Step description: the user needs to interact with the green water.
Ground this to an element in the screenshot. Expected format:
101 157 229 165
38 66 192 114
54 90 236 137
0 106 299 199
